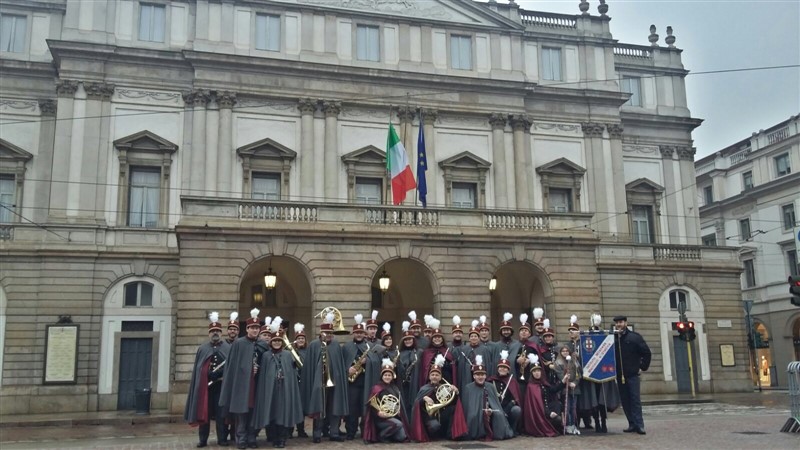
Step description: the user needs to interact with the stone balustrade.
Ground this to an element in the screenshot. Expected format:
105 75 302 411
613 44 653 59
485 212 549 230
766 127 789 145
653 244 702 261
520 10 577 29
729 150 750 165
0 224 12 241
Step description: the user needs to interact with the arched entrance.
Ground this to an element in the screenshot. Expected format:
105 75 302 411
371 258 437 343
753 321 773 386
490 261 553 339
658 286 710 392
238 255 314 337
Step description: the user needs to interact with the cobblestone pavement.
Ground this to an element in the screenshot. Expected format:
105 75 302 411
1 403 796 450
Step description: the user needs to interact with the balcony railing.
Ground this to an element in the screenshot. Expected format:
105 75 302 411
0 224 12 241
520 10 577 29
613 44 653 59
729 149 750 165
653 244 702 261
766 127 789 145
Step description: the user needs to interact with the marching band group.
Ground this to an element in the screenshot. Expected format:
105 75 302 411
185 307 637 449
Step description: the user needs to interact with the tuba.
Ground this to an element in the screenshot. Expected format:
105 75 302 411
315 306 349 335
369 393 401 417
425 378 457 416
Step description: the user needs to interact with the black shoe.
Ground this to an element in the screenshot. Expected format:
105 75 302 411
197 444 207 448
277 440 286 448
248 443 258 449
345 434 355 441
237 444 247 450
636 428 646 435
297 430 309 438
313 437 321 444
218 441 230 447
623 426 636 433
330 436 345 442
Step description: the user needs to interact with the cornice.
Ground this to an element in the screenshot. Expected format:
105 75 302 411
698 172 800 216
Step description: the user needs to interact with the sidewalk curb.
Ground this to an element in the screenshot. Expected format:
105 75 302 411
643 398 715 406
0 414 182 429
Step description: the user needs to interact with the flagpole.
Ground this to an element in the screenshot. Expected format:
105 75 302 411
415 107 421 207
386 104 393 206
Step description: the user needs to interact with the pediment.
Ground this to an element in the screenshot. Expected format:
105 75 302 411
439 151 491 170
284 0 523 30
536 157 586 175
113 130 178 153
237 138 297 161
0 138 33 162
626 177 664 193
342 145 386 165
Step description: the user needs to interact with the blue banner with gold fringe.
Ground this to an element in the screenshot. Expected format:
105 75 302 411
580 332 617 382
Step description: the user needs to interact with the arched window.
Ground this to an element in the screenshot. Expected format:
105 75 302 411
123 281 154 307
668 289 689 311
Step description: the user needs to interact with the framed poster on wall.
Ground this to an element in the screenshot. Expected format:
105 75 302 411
43 324 79 384
719 344 735 367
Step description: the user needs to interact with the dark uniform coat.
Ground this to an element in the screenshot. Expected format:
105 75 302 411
301 337 349 418
185 340 231 424
218 336 261 417
461 381 515 441
252 348 304 428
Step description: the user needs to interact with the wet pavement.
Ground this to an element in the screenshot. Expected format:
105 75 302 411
0 391 796 449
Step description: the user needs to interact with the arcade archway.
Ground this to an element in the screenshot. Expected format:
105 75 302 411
489 261 553 339
238 255 314 337
371 258 437 343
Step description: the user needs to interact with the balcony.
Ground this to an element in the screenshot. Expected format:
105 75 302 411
520 10 577 29
179 196 594 240
613 44 653 60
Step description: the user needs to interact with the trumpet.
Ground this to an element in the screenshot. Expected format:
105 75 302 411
321 340 334 387
425 378 456 417
281 333 303 368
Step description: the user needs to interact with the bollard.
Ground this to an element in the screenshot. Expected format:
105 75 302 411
781 361 800 433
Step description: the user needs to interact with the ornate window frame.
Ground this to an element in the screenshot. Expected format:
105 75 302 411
438 151 491 209
0 138 33 223
535 157 586 213
625 178 664 244
113 131 177 228
341 145 388 204
237 138 297 201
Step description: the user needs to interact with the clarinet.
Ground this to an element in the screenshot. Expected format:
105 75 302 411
403 351 418 385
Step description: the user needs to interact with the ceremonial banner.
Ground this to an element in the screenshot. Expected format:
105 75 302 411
580 332 617 382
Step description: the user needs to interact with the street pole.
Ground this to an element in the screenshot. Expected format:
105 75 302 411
743 300 762 392
678 298 696 397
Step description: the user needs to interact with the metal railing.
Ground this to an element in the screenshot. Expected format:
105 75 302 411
520 10 577 28
781 361 800 433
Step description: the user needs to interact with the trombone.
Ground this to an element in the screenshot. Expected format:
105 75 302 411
281 333 303 368
321 340 335 388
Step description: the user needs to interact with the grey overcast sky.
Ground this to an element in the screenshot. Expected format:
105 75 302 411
516 0 800 158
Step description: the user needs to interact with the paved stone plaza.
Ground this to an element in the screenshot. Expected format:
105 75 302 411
1 394 796 450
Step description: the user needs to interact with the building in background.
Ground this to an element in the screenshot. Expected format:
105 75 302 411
1 0 747 414
696 114 800 388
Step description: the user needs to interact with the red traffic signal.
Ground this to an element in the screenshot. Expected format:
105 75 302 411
790 276 800 307
674 321 696 341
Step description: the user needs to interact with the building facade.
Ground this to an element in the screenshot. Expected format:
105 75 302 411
696 115 800 388
0 0 748 414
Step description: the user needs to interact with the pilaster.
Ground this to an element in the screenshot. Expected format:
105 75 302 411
322 101 341 202
489 113 508 208
217 91 237 196
510 114 532 210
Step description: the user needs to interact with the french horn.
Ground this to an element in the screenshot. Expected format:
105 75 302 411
425 379 456 416
369 393 401 417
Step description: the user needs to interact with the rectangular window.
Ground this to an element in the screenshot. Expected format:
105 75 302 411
668 290 688 310
0 14 27 53
355 177 382 204
450 35 472 70
251 172 281 200
541 47 562 81
701 234 717 247
128 167 160 228
356 25 380 62
703 185 713 206
775 153 791 176
743 259 756 288
742 171 754 191
452 182 476 208
139 4 166 43
783 203 796 231
631 205 653 244
549 188 572 212
621 76 642 107
124 282 153 307
788 249 799 277
0 175 14 222
255 13 281 52
739 218 751 241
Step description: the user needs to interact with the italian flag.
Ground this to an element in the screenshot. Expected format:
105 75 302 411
386 123 416 205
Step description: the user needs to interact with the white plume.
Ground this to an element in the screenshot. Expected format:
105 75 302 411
566 355 571 361
264 316 272 326
294 323 305 334
383 322 391 333
381 357 394 369
209 311 219 323
354 313 363 325
430 318 441 330
471 320 479 328
527 353 539 366
434 354 445 367
452 315 461 326
325 312 334 324
479 315 487 325
520 313 529 325
270 316 283 333
500 350 509 360
570 315 578 326
402 320 410 332
503 312 513 322
408 310 417 321
543 318 550 329
533 308 543 320
229 311 238 322
250 308 260 320
475 354 483 366
371 310 378 320
424 314 434 326
591 314 602 327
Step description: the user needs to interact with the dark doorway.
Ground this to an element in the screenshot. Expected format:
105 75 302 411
673 336 698 394
117 337 153 410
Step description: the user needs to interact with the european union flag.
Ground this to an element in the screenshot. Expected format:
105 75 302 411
417 122 428 207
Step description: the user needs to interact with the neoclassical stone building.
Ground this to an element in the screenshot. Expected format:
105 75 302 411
0 0 747 414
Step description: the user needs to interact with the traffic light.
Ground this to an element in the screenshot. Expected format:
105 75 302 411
685 321 696 342
790 276 800 307
676 321 697 341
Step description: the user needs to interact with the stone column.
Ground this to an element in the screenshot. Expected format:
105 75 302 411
421 109 438 206
581 122 607 232
82 82 115 223
510 114 532 210
205 94 220 196
489 113 508 209
397 107 415 205
678 145 699 244
606 123 628 235
184 90 209 195
298 98 317 201
322 101 341 202
65 82 88 219
217 91 236 196
50 80 79 218
34 99 57 224
660 145 679 245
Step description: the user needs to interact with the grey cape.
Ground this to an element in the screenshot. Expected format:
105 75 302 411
218 336 261 416
455 344 491 392
361 344 387 414
397 346 423 418
184 340 231 423
301 338 349 417
493 338 523 377
252 349 304 428
461 381 515 441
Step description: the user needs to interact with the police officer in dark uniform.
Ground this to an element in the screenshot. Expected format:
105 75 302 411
613 315 651 435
